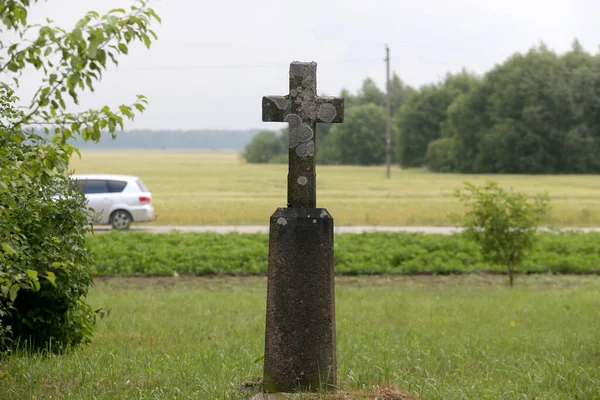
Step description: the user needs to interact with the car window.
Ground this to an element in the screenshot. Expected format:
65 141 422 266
136 179 149 192
78 179 108 194
107 180 127 193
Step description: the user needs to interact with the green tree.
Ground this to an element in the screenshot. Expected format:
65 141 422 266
313 123 334 164
389 73 417 115
447 88 490 173
395 84 444 168
454 182 550 287
339 74 413 115
356 77 386 107
244 121 337 165
559 41 600 172
0 0 160 352
426 137 456 172
322 75 413 165
561 125 600 173
396 71 480 168
449 42 600 174
480 46 569 173
317 131 342 165
242 130 282 163
325 103 386 165
339 88 358 109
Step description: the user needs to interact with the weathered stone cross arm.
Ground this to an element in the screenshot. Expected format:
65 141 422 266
262 96 344 125
262 62 344 208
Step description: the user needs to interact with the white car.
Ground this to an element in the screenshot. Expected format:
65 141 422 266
71 174 155 230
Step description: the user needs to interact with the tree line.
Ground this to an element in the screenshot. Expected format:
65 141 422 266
73 129 257 150
243 41 600 174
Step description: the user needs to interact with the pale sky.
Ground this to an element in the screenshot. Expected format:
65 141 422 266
18 0 600 131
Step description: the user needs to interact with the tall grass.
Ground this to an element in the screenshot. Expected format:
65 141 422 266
2 276 599 399
69 152 600 226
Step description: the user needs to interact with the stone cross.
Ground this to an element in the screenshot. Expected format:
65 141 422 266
260 62 344 394
262 61 344 208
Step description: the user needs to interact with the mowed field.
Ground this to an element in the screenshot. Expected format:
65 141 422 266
2 276 599 399
70 151 600 226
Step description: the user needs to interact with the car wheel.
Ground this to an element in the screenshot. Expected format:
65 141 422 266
110 210 133 230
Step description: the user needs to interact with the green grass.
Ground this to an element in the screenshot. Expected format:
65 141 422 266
2 276 599 399
69 151 600 226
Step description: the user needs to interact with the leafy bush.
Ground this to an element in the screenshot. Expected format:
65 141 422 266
454 182 551 286
0 1 160 352
0 89 96 352
242 130 283 163
87 231 600 277
0 176 96 352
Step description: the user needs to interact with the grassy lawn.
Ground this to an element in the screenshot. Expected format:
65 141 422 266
2 275 599 399
69 151 600 226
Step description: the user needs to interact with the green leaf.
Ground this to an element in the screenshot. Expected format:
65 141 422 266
9 284 19 302
118 43 128 54
97 49 106 65
7 61 19 72
119 105 132 118
107 51 119 66
86 76 93 90
147 9 162 23
68 72 81 88
26 270 38 280
71 28 83 42
1 243 16 255
88 44 98 59
45 271 57 287
39 26 52 37
142 34 152 49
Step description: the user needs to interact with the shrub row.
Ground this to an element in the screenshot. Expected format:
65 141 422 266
88 231 600 276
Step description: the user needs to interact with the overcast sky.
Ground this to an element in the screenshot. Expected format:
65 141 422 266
20 0 600 131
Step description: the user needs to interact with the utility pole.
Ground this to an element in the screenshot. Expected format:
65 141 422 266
385 45 391 179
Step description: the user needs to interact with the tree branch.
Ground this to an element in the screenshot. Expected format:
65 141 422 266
10 78 65 129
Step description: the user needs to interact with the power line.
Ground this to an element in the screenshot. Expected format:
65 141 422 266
155 39 503 55
385 41 500 54
116 58 382 72
111 57 469 73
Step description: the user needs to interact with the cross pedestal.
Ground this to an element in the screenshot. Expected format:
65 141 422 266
261 62 344 393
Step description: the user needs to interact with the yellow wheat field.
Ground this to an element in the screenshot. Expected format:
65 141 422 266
69 151 600 226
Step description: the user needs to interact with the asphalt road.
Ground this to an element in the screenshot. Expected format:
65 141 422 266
93 225 600 234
